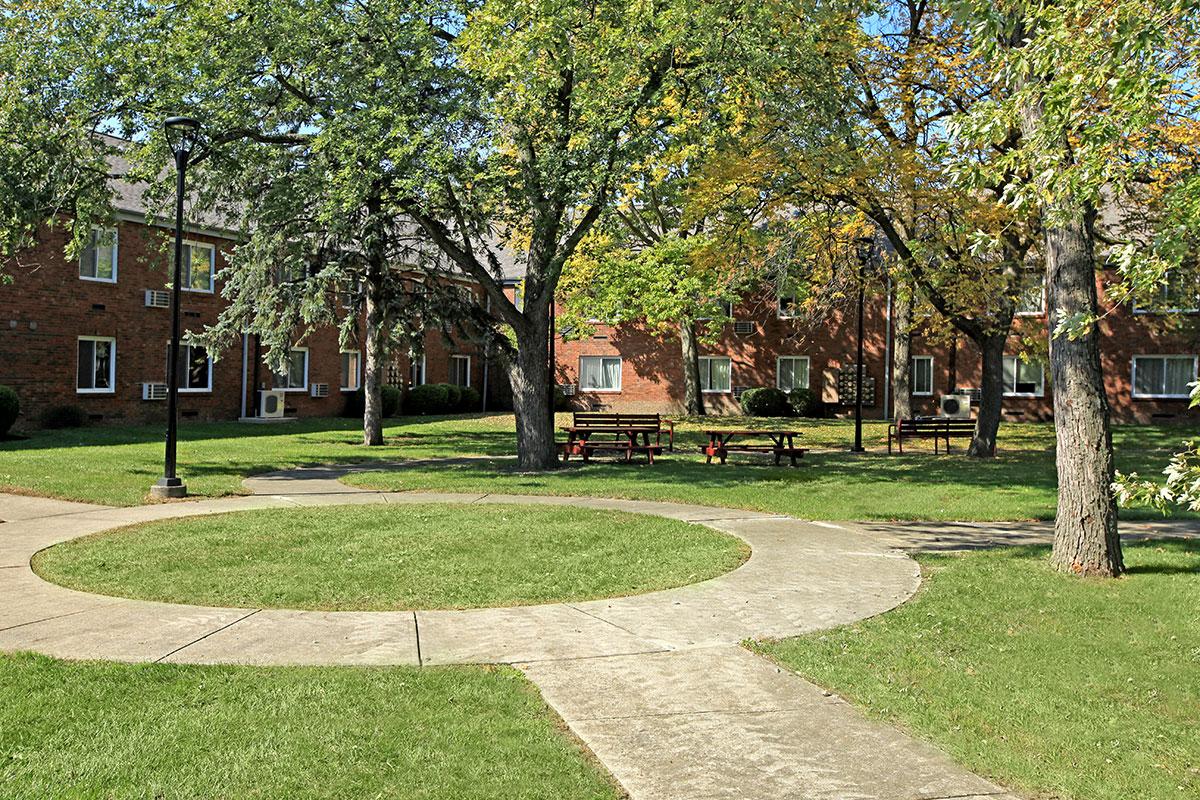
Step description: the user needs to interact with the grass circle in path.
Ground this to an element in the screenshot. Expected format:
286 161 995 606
33 503 749 611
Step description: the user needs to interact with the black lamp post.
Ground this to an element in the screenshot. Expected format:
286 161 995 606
151 116 201 500
851 235 878 454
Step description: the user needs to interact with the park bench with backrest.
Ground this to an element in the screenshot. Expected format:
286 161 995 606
887 417 979 454
560 412 675 464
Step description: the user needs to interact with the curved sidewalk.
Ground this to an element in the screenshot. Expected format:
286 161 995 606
0 473 1023 799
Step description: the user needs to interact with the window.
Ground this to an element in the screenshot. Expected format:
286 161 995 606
1132 355 1197 398
513 281 525 312
1136 271 1200 313
79 228 118 283
182 241 216 292
1015 271 1045 315
340 351 361 391
697 299 734 321
450 355 471 387
77 336 116 393
274 348 309 391
776 356 810 392
168 344 211 392
276 260 307 286
1002 356 1045 397
778 294 799 319
409 353 426 387
579 356 622 392
911 356 934 396
699 356 732 393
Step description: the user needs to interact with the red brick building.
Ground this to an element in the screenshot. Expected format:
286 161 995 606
0 171 493 430
544 272 1200 425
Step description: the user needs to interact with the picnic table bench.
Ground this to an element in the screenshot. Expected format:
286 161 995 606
701 429 806 466
887 417 978 454
560 412 675 464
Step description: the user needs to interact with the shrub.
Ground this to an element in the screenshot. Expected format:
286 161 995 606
443 383 462 410
553 385 573 411
788 387 824 418
405 383 452 415
41 404 88 429
458 386 481 413
341 389 365 419
380 385 402 417
740 387 792 417
0 385 19 436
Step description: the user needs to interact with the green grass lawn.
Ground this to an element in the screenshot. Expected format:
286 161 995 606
32 503 747 610
753 540 1200 800
0 652 619 799
0 414 1194 520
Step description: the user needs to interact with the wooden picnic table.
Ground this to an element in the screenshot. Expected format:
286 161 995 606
701 429 806 466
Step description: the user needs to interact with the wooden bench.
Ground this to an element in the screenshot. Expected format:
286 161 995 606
560 412 675 464
887 417 978 454
701 429 807 466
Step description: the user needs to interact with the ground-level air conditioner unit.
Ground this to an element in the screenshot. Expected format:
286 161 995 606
142 382 168 401
259 390 286 418
939 394 972 419
144 289 170 308
310 383 330 398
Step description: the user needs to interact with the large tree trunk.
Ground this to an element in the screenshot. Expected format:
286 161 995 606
362 274 385 447
680 319 705 416
891 290 913 420
1043 210 1123 575
969 334 1005 458
508 305 558 471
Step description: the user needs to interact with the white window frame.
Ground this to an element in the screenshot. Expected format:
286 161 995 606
1002 355 1045 398
168 342 213 393
181 240 216 294
340 350 361 392
1133 271 1200 315
450 354 471 388
777 294 799 319
911 355 934 396
776 356 811 392
79 228 118 284
273 347 310 392
409 352 426 387
76 336 116 394
699 356 732 394
579 356 622 393
1014 270 1045 316
1131 355 1198 399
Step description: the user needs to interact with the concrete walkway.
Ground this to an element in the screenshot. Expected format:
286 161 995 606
0 472 1111 799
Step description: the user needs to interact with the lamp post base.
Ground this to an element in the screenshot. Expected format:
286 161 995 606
150 477 187 499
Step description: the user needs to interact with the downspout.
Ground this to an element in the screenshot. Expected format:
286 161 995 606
239 332 248 418
481 354 489 413
883 276 892 420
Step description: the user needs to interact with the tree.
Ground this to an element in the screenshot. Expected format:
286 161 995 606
951 0 1200 575
0 0 128 277
740 0 1036 456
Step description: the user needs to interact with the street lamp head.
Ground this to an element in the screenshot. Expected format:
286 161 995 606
854 234 879 267
164 116 202 159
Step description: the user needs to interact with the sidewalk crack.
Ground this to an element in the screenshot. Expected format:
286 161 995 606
154 609 262 663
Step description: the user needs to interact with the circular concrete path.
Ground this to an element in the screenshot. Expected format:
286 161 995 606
0 467 920 667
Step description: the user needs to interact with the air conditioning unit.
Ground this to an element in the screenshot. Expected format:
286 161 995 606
557 383 577 396
144 289 170 308
310 383 330 398
259 390 286 418
939 394 972 419
142 382 168 401
733 320 756 335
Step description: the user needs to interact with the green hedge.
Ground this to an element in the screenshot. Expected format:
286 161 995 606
740 387 792 417
0 385 19 436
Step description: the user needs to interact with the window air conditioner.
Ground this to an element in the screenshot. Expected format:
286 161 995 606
310 383 330 398
144 289 170 308
142 382 168 401
939 394 972 419
557 383 577 396
733 321 755 335
259 390 286 418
